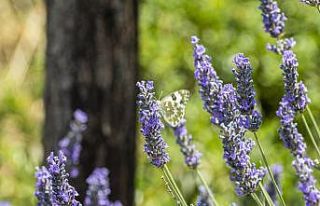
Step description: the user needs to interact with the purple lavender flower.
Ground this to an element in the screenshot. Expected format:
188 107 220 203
293 81 310 112
211 84 238 127
293 157 320 206
259 0 287 38
85 167 122 206
0 202 11 206
136 81 170 167
196 186 212 206
172 120 202 169
191 38 266 196
191 36 223 116
277 99 307 156
221 121 266 196
232 53 262 131
35 166 52 205
47 151 81 206
267 38 296 54
59 109 88 177
265 165 283 206
280 50 310 113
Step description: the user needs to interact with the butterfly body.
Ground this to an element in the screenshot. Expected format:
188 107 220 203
158 90 190 128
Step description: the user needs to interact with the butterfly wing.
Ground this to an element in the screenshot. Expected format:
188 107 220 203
159 90 190 127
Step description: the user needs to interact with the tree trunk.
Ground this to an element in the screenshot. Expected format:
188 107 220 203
44 0 138 205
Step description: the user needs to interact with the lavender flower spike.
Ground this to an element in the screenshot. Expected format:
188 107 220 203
85 167 122 206
136 81 170 167
59 109 88 177
47 151 82 206
35 166 52 205
232 53 262 131
191 36 223 116
173 120 202 169
267 38 296 55
197 186 212 206
259 0 287 38
280 50 310 112
265 164 283 206
293 156 320 206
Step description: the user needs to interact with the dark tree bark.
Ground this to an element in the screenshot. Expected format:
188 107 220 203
44 0 138 205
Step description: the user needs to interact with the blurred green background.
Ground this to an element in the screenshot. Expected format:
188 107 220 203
0 0 320 205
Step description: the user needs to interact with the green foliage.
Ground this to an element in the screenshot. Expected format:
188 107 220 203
138 0 320 205
0 0 320 205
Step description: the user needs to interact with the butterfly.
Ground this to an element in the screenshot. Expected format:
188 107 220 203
158 90 191 128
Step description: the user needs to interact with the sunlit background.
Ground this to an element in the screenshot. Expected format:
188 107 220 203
1 0 320 205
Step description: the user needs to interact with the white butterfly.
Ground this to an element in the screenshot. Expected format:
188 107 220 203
158 90 191 128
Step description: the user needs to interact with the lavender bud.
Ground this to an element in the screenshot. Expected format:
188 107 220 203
47 151 81 206
293 81 310 112
211 84 238 126
265 164 283 206
172 120 202 169
259 0 287 38
58 109 88 177
191 36 223 115
85 167 122 206
196 186 212 206
136 81 170 167
293 156 320 205
232 53 262 131
267 38 296 54
35 166 52 205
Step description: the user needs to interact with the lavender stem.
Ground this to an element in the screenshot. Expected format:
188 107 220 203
196 169 220 206
301 114 320 158
254 132 286 206
251 193 264 206
306 106 320 144
259 182 275 206
162 165 188 206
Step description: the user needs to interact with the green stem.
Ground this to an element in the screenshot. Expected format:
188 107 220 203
196 169 220 206
251 193 264 206
163 165 188 206
306 106 320 142
301 113 320 159
259 182 275 206
253 133 286 206
162 168 182 205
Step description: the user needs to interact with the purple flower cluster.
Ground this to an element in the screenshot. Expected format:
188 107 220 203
281 51 310 112
259 0 320 203
275 51 318 206
0 202 10 206
293 157 320 206
221 120 266 196
85 168 122 206
34 151 81 206
35 166 52 205
265 165 283 206
59 109 88 177
259 0 287 38
267 38 296 55
232 53 262 132
192 37 266 196
173 120 202 169
136 81 170 168
191 36 223 116
196 186 212 206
